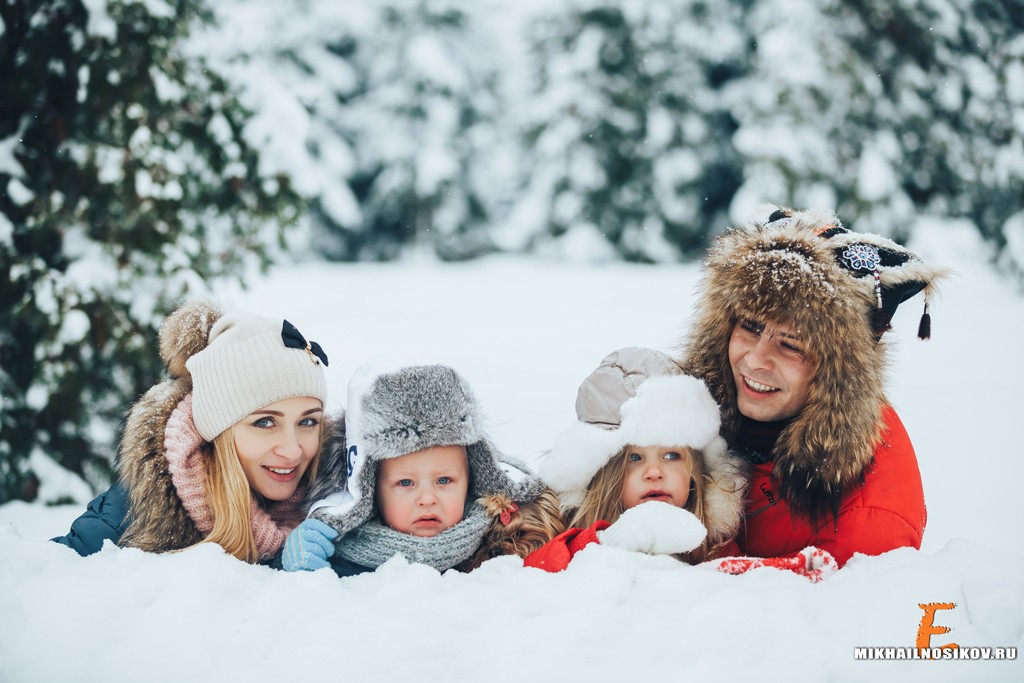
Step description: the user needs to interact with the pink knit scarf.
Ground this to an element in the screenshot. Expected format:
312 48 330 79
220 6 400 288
164 394 306 560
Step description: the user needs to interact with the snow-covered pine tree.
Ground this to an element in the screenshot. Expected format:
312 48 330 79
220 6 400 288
839 0 1024 251
363 0 502 260
518 0 749 262
195 0 368 262
727 0 898 233
649 0 750 253
193 0 512 262
0 0 301 502
323 0 503 261
732 0 1023 250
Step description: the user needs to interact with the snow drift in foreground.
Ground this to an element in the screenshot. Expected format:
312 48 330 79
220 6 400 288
1 526 1021 683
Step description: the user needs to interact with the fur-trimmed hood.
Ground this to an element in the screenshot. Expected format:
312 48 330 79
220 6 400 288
117 301 222 552
680 208 947 522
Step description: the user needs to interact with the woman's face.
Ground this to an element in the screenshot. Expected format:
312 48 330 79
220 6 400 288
619 445 693 511
233 396 323 501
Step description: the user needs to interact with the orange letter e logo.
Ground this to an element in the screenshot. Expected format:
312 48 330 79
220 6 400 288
916 602 959 653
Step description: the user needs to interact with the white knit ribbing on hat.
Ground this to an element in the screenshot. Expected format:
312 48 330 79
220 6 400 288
186 313 328 440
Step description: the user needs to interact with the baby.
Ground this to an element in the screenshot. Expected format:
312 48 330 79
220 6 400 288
375 444 469 538
282 360 560 575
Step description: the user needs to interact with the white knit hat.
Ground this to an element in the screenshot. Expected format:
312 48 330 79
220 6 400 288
185 312 329 440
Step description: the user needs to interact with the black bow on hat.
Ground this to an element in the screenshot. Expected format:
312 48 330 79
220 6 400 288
281 320 329 366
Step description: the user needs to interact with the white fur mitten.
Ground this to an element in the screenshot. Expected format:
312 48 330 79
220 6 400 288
596 502 708 555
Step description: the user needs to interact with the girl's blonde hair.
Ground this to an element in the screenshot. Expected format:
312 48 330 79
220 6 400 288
460 489 567 571
565 445 724 564
200 424 322 563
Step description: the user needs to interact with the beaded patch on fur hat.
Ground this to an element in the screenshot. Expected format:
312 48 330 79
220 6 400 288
765 207 944 340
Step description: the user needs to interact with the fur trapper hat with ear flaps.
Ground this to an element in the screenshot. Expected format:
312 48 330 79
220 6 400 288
680 206 948 522
540 347 747 546
308 359 546 540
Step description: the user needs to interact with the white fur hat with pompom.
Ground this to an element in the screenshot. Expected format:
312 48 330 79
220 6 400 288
540 347 747 543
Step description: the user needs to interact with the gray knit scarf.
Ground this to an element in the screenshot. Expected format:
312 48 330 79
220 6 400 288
335 503 488 572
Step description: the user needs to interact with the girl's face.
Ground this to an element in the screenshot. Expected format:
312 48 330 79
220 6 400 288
619 445 693 511
233 396 323 501
376 445 469 537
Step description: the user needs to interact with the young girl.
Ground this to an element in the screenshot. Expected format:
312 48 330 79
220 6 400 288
524 347 748 571
53 300 333 564
281 360 564 576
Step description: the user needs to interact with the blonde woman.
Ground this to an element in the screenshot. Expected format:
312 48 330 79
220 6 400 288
54 301 333 564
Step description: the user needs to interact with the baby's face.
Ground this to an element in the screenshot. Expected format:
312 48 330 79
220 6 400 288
375 445 469 537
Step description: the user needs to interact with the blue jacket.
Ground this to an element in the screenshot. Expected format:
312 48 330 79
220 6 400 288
51 482 130 556
329 556 373 578
53 486 434 578
52 482 303 569
52 482 317 571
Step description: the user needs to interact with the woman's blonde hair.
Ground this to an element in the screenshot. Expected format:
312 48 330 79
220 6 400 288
199 423 323 563
565 445 722 564
460 489 567 571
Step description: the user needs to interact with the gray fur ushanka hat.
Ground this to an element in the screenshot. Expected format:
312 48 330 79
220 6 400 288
309 360 545 538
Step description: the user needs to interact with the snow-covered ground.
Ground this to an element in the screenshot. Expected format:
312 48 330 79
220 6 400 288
2 219 1022 682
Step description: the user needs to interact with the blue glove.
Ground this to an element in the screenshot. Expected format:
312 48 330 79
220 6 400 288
282 519 338 572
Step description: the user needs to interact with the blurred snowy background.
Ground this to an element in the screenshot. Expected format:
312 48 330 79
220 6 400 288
4 0 1023 504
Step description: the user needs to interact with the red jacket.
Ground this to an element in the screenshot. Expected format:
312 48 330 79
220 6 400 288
738 406 925 567
523 521 610 573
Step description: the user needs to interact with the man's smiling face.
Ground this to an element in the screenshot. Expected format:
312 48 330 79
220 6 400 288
728 317 813 423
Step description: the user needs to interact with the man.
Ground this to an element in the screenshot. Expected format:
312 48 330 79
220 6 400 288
681 207 946 567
